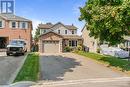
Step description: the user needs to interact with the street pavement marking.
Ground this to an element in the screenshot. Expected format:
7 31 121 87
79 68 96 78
33 77 130 87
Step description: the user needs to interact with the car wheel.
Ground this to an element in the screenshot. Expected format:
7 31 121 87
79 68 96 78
22 53 25 55
7 53 10 56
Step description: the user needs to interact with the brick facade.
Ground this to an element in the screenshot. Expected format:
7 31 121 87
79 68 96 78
0 14 32 51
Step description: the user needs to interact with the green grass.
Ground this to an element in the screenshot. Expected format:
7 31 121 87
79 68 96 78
14 53 39 82
75 51 130 71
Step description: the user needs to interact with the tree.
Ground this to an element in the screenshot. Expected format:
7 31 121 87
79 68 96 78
34 28 40 43
79 0 130 45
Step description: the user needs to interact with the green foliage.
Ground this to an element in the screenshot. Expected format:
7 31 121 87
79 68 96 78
96 48 101 53
14 53 39 82
76 45 83 51
64 46 72 52
76 51 130 71
79 0 130 45
34 28 40 43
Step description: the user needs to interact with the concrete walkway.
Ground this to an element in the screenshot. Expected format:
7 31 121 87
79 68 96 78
0 54 26 85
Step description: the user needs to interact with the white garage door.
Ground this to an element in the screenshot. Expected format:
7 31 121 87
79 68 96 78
43 41 60 53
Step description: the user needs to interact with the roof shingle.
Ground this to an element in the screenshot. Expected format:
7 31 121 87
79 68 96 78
38 22 77 30
0 13 31 21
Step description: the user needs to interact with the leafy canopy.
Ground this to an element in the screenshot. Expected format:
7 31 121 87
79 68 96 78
79 0 130 45
34 28 40 43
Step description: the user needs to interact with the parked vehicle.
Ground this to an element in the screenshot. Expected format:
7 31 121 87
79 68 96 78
6 39 27 56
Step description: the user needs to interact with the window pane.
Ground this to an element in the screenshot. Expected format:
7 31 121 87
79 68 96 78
22 22 26 28
0 21 2 27
44 30 46 33
72 31 74 34
58 30 60 34
12 22 16 28
72 41 75 47
65 30 67 34
76 41 77 46
69 41 71 46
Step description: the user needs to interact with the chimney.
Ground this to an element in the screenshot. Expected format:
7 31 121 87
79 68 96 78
46 22 52 25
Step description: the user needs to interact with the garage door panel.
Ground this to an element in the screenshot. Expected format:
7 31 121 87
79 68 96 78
43 41 60 53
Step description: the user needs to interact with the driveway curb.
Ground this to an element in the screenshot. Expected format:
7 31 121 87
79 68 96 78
7 53 29 84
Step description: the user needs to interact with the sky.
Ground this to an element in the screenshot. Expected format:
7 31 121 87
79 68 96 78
14 0 86 36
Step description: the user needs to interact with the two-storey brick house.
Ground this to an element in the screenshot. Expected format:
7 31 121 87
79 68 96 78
0 14 32 51
38 22 83 53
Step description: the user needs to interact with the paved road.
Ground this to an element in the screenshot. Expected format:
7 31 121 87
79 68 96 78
0 52 26 85
39 53 130 87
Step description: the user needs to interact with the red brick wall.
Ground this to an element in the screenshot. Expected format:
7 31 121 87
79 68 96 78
0 20 32 51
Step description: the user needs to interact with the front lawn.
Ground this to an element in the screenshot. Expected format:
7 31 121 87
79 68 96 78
14 53 39 82
75 51 130 71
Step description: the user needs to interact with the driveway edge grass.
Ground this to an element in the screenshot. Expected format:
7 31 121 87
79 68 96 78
14 53 39 82
8 54 28 84
75 51 130 73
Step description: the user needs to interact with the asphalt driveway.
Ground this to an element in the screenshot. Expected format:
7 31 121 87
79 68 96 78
40 53 127 82
38 53 130 87
0 52 26 85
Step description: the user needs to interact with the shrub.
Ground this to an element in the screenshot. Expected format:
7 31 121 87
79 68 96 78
64 46 71 52
77 45 83 51
96 48 101 53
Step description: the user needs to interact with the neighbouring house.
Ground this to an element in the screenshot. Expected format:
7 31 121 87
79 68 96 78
0 13 33 52
81 25 99 53
82 25 130 53
38 22 83 53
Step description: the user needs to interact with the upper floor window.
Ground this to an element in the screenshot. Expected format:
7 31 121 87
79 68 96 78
22 22 26 29
20 22 28 29
0 21 2 28
58 30 60 34
43 29 46 33
72 30 75 34
12 22 16 28
65 30 67 34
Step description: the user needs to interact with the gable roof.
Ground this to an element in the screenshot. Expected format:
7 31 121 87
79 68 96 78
0 13 31 22
39 31 63 38
38 22 77 30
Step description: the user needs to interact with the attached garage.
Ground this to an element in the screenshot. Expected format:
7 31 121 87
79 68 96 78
39 31 63 53
43 41 60 53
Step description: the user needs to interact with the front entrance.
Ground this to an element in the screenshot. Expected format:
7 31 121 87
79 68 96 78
0 37 8 49
43 41 60 53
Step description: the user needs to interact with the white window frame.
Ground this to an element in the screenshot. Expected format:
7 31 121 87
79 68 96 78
20 22 28 29
72 30 75 34
58 30 60 34
69 40 78 47
0 21 3 28
43 29 46 33
0 20 5 29
22 22 26 29
11 21 17 29
65 30 67 34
